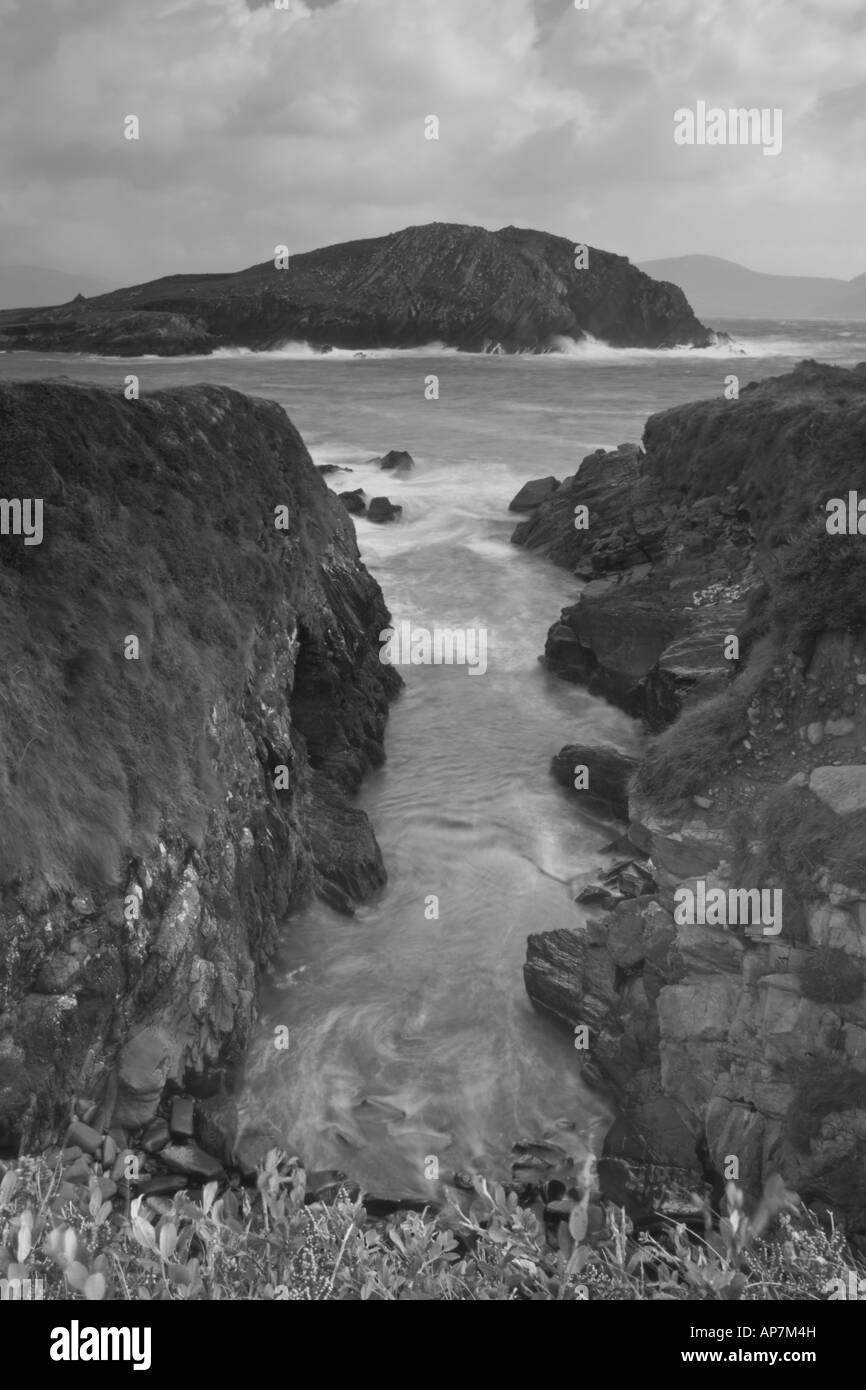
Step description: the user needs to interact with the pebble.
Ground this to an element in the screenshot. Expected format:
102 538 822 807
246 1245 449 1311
102 1134 118 1167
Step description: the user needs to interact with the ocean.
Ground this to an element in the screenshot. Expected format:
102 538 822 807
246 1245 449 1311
3 315 864 1194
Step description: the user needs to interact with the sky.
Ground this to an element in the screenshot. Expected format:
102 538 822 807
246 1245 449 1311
0 0 863 286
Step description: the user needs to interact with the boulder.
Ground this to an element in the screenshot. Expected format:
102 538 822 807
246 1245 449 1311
111 1028 175 1129
551 743 637 821
367 497 403 524
373 450 414 472
508 477 559 512
338 488 366 515
810 765 866 816
316 464 352 476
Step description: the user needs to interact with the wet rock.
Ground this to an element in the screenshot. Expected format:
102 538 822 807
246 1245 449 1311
374 449 414 472
509 477 559 512
367 496 403 524
338 488 366 515
551 744 637 821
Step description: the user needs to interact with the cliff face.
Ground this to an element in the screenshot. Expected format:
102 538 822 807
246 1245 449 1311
0 380 400 1152
518 362 866 1228
0 223 714 356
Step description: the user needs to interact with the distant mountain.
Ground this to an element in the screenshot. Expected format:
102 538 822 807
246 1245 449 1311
0 265 115 310
0 223 714 356
638 255 866 321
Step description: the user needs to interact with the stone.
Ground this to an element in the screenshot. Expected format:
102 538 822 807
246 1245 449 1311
170 1097 195 1140
141 1118 171 1154
675 923 744 974
338 489 366 515
63 1156 93 1183
374 450 414 472
826 718 856 738
550 743 637 821
65 1120 102 1156
112 1028 174 1129
657 977 740 1042
194 1094 239 1168
806 722 825 746
161 1143 225 1183
509 477 560 512
367 497 402 524
810 766 866 816
101 1134 118 1167
138 1174 188 1197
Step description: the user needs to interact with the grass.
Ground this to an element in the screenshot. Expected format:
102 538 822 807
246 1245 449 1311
0 1151 857 1302
0 382 305 892
634 637 775 812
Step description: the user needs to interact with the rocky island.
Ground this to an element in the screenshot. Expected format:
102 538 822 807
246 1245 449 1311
0 222 715 357
515 360 866 1233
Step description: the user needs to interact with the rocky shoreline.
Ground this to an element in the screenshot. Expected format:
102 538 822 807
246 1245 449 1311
0 380 401 1155
514 360 866 1238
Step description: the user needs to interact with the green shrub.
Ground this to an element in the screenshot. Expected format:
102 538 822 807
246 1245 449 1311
0 1151 857 1301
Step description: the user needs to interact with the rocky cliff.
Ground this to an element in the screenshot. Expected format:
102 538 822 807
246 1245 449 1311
517 362 866 1231
0 380 400 1153
0 223 715 356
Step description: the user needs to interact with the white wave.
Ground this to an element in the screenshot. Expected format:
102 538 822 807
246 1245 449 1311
545 331 823 361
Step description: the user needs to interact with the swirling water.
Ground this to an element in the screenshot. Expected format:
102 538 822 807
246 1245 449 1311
3 316 864 1192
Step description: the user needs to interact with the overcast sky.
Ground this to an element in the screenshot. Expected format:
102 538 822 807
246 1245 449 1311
1 0 863 286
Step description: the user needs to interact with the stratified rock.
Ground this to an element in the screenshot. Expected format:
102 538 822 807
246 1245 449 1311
509 477 559 512
551 743 637 821
367 497 402 524
0 223 714 356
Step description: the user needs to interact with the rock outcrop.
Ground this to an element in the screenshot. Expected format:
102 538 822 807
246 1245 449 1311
0 223 715 356
521 361 866 1231
0 380 401 1153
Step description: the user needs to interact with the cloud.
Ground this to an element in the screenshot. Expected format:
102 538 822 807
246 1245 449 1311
0 0 863 281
